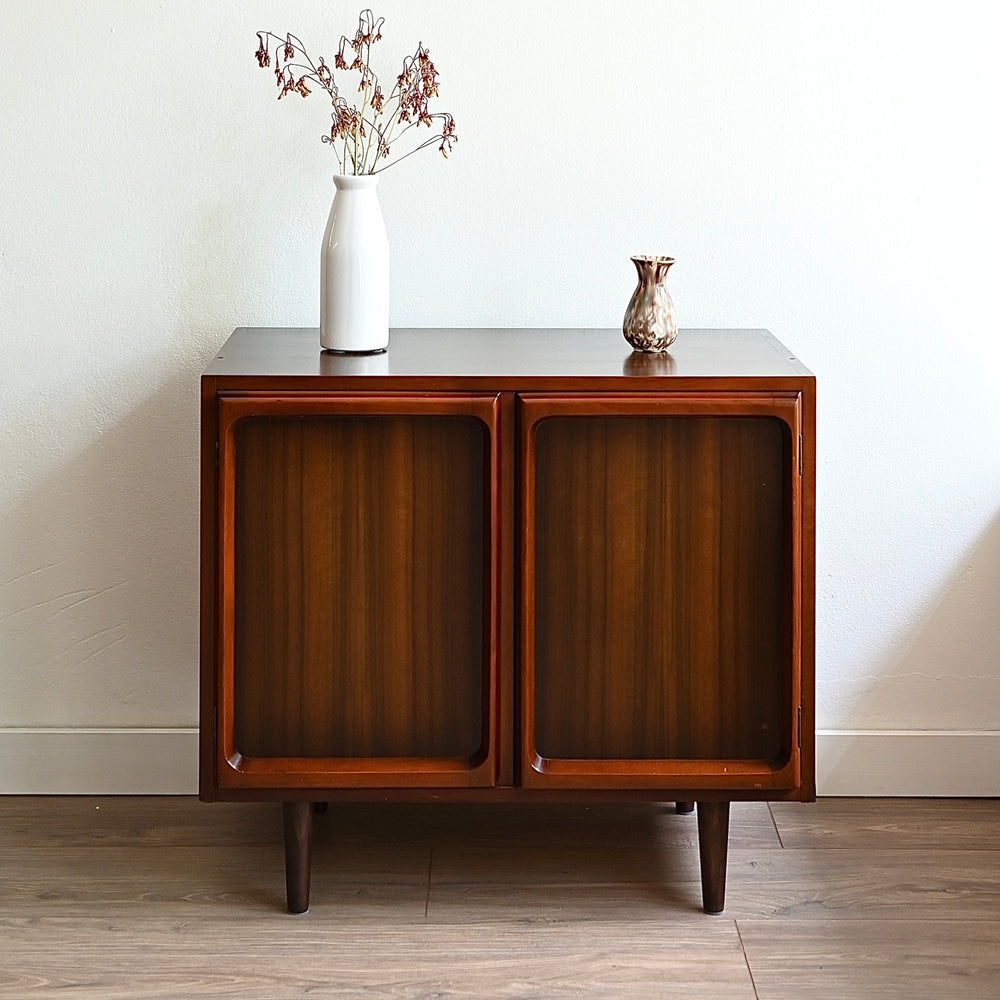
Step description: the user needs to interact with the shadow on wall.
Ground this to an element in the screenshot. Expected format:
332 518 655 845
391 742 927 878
861 510 1000 730
819 510 1000 794
0 363 212 728
0 177 268 732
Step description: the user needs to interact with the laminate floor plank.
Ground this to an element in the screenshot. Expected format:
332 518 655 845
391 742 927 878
427 847 1000 921
0 796 284 847
0 843 431 916
426 881 708 922
770 797 1000 850
430 840 701 887
738 918 1000 1000
0 798 778 850
2 797 1000 998
0 916 756 1000
724 847 1000 920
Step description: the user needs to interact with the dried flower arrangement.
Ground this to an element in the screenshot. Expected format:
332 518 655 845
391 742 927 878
255 8 457 175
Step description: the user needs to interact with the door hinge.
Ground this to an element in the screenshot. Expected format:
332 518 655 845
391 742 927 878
797 706 803 748
797 435 803 476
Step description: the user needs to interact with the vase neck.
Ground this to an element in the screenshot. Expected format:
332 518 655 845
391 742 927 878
632 255 675 283
333 173 380 191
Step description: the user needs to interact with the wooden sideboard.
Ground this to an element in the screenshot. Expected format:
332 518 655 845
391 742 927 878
200 327 816 914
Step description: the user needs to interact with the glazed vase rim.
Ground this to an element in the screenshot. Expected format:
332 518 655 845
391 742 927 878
333 173 381 188
631 254 675 265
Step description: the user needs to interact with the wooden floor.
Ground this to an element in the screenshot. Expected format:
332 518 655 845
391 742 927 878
1 797 999 998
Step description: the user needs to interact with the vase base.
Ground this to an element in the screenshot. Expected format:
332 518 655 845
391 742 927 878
322 347 388 356
628 344 675 354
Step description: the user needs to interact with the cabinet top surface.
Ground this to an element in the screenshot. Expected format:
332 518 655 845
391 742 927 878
203 328 813 383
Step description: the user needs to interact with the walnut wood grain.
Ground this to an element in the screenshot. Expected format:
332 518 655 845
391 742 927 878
204 327 814 383
283 801 312 913
200 328 816 917
233 413 484 760
212 392 503 790
697 800 731 914
517 392 805 791
531 413 789 761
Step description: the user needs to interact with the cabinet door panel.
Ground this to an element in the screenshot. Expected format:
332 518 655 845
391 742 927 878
214 394 501 789
520 394 803 790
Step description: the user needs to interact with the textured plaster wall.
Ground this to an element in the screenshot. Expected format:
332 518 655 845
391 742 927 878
2 2 998 751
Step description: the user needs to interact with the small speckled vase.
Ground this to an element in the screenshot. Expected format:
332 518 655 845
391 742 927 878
623 255 677 353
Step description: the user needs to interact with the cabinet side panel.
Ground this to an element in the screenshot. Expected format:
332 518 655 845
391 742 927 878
232 415 485 759
533 415 789 761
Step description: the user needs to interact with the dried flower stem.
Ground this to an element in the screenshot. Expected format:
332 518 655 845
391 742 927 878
254 9 457 175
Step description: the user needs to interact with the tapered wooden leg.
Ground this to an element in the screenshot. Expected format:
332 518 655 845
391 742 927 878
675 801 695 814
696 801 730 915
283 801 313 914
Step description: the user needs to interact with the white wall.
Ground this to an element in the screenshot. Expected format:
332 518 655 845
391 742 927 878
2 0 998 793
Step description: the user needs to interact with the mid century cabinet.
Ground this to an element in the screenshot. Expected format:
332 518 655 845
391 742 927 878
200 327 816 914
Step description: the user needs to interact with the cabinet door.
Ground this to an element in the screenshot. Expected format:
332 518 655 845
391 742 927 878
211 393 502 791
519 393 806 791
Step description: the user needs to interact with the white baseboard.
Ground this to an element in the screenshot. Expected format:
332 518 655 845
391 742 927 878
0 728 198 794
1 728 998 796
817 730 1000 796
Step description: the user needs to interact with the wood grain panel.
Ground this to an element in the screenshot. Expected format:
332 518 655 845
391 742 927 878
5 797 1000 1000
0 918 756 999
737 919 1000 1000
770 797 1000 851
232 413 486 760
531 414 791 762
0 796 285 847
723 847 1000 920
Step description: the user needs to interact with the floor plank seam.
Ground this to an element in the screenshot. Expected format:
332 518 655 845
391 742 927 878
423 846 433 919
766 802 784 848
734 919 760 1000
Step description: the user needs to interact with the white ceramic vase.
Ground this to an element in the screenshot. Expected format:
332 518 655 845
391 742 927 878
319 173 390 354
